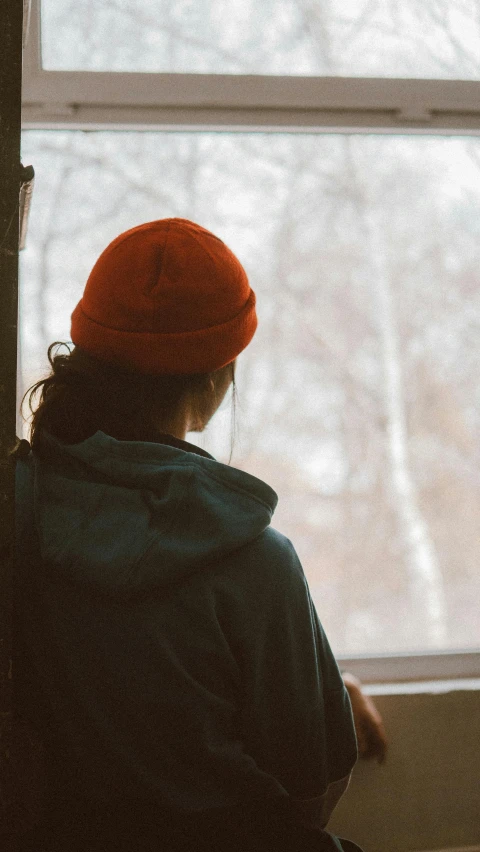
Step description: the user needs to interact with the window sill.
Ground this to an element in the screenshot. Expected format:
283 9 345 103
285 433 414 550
337 649 480 685
363 677 480 697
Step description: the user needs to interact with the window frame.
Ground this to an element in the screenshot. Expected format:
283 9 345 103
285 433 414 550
22 0 480 132
21 0 480 683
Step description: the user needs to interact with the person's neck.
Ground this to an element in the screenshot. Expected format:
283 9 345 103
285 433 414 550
103 419 189 444
139 425 189 443
142 411 190 442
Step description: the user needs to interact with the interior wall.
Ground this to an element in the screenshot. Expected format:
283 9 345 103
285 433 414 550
329 686 480 852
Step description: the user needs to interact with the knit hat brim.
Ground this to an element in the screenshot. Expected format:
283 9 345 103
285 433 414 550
71 290 257 375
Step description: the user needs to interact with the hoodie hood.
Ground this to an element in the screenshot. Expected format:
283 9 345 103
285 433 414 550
19 431 277 593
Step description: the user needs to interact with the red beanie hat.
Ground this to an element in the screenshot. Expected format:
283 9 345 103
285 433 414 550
71 218 257 375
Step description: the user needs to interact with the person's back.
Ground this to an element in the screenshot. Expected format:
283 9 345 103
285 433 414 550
14 219 363 852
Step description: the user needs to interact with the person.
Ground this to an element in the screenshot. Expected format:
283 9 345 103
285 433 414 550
14 218 382 852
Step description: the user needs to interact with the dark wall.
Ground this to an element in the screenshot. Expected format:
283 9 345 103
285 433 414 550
0 0 24 829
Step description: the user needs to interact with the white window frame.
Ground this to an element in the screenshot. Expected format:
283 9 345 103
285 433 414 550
21 0 480 683
22 0 480 132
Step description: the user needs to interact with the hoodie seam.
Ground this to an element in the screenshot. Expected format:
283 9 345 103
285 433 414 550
122 466 196 583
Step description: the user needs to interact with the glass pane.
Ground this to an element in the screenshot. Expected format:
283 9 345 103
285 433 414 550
19 130 480 656
40 0 480 78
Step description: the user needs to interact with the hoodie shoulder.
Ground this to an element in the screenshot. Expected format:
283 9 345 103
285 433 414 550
212 525 308 605
238 526 301 580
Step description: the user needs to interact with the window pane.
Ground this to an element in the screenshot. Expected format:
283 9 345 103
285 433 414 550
19 130 480 656
40 0 480 78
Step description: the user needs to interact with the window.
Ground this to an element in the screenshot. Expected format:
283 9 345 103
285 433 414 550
21 0 480 679
39 0 480 78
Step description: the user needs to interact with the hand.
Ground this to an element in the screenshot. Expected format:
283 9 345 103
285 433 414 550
342 672 387 764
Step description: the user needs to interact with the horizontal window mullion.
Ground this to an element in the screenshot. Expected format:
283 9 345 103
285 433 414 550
22 70 480 112
21 103 480 133
22 69 480 131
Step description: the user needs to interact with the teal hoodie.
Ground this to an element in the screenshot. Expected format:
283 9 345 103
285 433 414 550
15 430 357 816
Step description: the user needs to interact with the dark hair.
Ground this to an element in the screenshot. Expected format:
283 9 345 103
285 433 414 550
22 342 236 457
